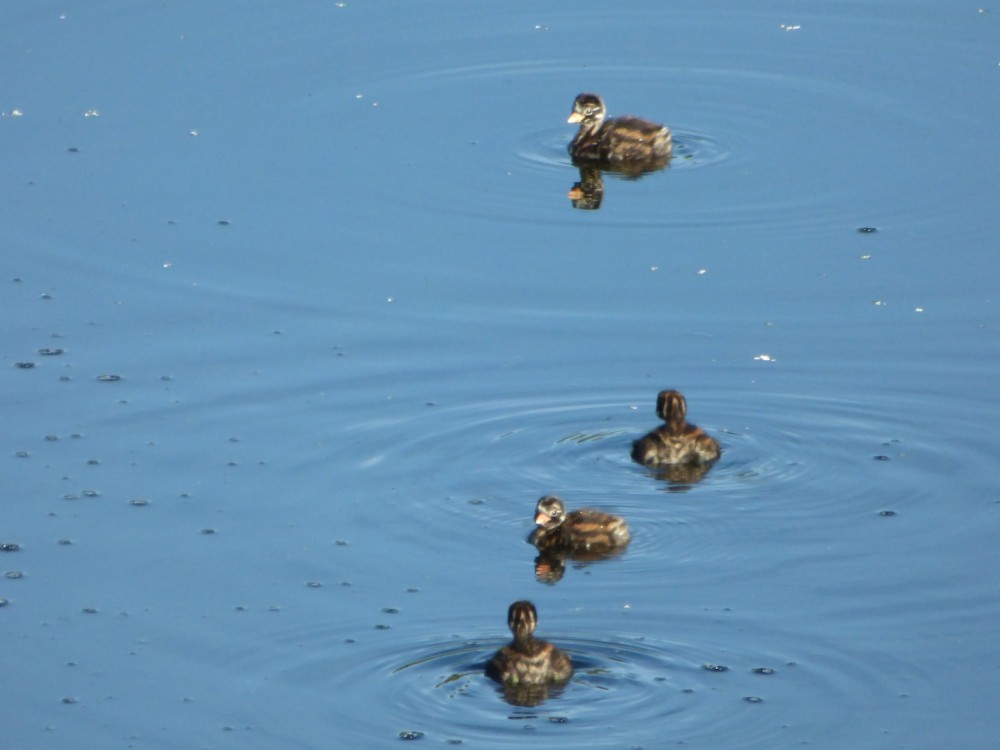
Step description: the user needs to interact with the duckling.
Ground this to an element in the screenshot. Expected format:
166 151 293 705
531 495 631 554
567 93 672 170
486 600 573 688
631 390 721 467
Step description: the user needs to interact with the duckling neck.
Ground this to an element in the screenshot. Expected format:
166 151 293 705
511 631 537 652
577 118 603 138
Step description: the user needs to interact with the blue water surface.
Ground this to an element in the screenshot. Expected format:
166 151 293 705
2 1 999 748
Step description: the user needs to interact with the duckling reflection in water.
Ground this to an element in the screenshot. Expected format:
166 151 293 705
568 93 672 175
632 390 721 474
486 601 572 705
567 165 604 210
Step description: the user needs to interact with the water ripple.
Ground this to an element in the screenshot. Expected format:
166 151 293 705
235 610 918 749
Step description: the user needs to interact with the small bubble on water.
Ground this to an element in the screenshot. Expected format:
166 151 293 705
375 624 391 630
82 489 99 497
548 716 569 723
0 598 8 607
58 539 72 546
14 362 35 369
857 226 878 233
1 543 21 552
81 607 98 614
752 667 776 675
306 581 322 588
200 528 217 535
743 695 764 703
96 374 121 381
873 455 890 461
879 510 897 517
381 607 399 614
335 540 348 546
398 730 424 740
702 663 729 672
14 451 29 458
5 571 24 579
38 348 64 355
61 697 78 704
129 498 149 506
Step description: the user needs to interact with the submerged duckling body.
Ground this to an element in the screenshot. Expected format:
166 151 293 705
631 390 721 467
531 495 631 554
486 601 573 687
568 93 672 170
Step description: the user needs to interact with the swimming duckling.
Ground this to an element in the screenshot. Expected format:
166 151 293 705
531 495 631 554
567 93 672 170
486 600 573 688
631 390 721 467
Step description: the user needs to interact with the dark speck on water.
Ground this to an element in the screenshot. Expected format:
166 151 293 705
702 664 729 672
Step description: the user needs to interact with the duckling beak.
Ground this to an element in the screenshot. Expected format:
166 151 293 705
534 511 552 526
567 112 584 124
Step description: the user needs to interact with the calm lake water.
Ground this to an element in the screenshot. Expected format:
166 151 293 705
3 1 999 748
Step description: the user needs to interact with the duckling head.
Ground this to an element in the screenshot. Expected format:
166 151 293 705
567 93 607 127
507 600 538 638
534 495 568 530
656 389 688 428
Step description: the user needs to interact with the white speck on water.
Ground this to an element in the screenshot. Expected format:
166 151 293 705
754 354 776 362
860 254 871 260
779 23 801 30
697 268 707 275
650 266 659 272
188 130 199 137
915 307 925 313
873 300 886 306
4 109 24 118
84 109 100 118
387 297 394 303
